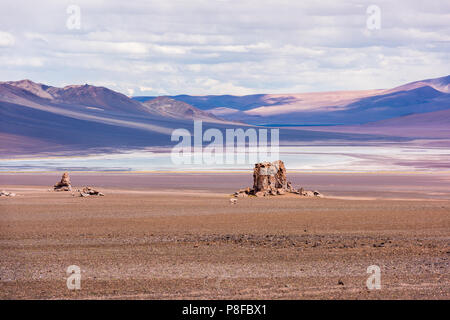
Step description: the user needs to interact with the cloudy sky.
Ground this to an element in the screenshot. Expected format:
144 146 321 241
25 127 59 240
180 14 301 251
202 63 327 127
0 0 449 96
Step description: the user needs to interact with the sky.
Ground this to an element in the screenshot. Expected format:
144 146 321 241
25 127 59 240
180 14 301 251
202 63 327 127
0 0 449 96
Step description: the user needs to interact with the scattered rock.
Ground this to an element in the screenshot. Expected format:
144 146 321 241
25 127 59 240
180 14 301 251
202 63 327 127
0 191 16 197
338 280 344 286
54 172 72 191
79 186 104 197
313 190 323 198
373 242 385 248
303 190 315 197
239 187 251 194
286 181 296 193
229 198 237 204
236 192 248 198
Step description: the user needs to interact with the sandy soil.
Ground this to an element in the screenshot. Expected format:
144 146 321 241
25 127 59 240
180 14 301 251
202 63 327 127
0 173 449 299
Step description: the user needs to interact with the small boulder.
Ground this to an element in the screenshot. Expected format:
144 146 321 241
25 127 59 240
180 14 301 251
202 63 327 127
286 181 295 192
313 190 324 198
304 190 315 197
79 187 104 197
0 191 16 197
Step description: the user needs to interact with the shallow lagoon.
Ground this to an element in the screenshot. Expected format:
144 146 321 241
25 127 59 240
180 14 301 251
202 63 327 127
2 145 449 172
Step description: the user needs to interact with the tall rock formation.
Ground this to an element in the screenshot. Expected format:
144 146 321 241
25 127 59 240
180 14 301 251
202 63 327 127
234 160 323 198
253 160 288 193
54 172 72 191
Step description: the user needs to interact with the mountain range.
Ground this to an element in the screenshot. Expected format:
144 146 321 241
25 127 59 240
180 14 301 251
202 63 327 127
1 75 449 156
134 75 450 126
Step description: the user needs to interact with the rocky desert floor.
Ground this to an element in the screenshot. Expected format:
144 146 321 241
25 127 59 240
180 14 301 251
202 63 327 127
0 172 449 299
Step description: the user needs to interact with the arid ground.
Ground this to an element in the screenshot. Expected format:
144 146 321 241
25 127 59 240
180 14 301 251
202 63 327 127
0 173 449 299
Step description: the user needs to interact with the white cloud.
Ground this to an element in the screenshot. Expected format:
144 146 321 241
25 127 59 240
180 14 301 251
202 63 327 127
0 31 14 47
0 0 449 94
54 39 149 55
0 56 44 67
139 86 153 92
24 32 48 43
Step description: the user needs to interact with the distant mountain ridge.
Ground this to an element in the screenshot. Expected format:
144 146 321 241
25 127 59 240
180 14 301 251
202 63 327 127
0 79 234 156
141 96 224 122
1 79 154 115
383 75 450 94
1 75 449 156
134 75 450 126
304 108 450 139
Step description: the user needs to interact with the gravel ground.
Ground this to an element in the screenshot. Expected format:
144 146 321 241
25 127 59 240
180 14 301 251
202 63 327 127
0 173 449 299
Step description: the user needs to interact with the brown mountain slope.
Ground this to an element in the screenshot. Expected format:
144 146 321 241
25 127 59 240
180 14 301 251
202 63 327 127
2 80 155 115
142 96 224 122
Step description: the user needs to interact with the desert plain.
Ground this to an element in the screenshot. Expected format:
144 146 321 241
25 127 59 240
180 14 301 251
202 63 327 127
0 172 449 299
